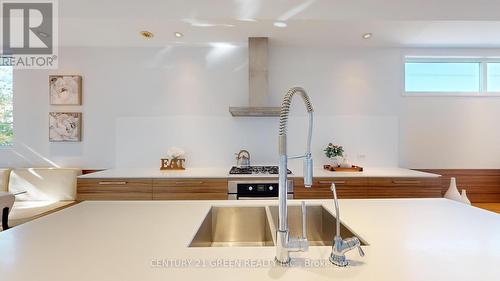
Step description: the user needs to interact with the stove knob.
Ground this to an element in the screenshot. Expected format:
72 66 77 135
248 186 253 191
269 186 273 191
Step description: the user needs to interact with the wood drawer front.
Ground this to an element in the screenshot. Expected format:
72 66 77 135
153 179 228 199
77 179 153 200
154 193 228 200
369 178 439 187
313 178 368 187
368 177 441 198
294 178 368 199
367 186 442 198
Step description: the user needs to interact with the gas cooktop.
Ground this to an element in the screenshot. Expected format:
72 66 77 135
229 166 292 175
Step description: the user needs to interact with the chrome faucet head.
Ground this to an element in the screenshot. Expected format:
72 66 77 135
303 153 313 187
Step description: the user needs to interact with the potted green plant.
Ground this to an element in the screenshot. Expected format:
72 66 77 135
324 143 344 167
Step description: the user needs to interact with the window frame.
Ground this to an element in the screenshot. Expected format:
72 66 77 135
402 56 500 97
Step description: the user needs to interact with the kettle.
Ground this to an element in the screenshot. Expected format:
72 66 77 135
235 150 251 167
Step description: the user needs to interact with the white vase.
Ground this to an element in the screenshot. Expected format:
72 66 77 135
340 157 351 168
331 156 342 167
460 189 471 205
444 177 462 202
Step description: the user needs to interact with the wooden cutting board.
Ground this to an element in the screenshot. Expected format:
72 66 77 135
323 165 364 172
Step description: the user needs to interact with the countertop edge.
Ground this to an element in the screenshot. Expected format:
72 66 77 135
77 167 442 179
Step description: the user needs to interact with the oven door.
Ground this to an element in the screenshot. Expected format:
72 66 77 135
227 180 294 200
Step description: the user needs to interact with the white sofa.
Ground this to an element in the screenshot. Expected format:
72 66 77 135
0 191 14 230
0 168 81 230
0 169 14 229
0 168 10 192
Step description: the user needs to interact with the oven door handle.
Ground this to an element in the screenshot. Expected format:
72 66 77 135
237 197 279 200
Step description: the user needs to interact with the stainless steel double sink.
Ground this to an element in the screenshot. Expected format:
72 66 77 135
189 205 367 247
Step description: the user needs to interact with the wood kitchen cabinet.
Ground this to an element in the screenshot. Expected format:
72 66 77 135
152 179 228 200
77 178 228 201
417 169 500 203
77 178 153 200
77 176 442 201
367 178 441 198
294 178 368 199
294 177 441 199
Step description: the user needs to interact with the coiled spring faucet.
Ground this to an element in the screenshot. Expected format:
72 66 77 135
276 87 314 265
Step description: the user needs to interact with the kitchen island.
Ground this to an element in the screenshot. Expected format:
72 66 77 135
0 198 498 281
76 167 442 201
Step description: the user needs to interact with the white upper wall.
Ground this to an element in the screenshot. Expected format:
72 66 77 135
2 1 500 169
398 48 500 169
1 45 500 169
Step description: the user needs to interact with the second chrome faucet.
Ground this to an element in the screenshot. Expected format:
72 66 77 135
329 183 365 267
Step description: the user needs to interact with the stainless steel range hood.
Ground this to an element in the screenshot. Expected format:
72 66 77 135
229 37 280 117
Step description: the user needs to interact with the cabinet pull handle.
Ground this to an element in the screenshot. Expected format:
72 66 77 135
392 180 420 185
174 181 204 185
98 181 127 185
319 181 346 184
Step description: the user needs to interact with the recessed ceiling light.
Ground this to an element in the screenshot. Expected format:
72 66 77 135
140 31 154 39
238 18 257 22
362 33 372 39
174 32 184 38
273 21 287 28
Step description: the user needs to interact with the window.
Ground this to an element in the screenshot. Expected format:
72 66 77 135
404 57 500 96
487 63 500 92
0 66 13 146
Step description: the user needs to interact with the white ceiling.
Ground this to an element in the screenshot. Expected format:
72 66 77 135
57 0 500 47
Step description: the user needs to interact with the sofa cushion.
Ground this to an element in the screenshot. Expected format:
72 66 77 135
0 169 11 192
0 192 15 231
7 201 76 228
8 168 82 201
0 191 15 212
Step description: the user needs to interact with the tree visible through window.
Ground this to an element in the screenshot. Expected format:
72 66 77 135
0 66 13 145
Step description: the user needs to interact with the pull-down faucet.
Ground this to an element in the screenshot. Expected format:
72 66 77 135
276 87 314 265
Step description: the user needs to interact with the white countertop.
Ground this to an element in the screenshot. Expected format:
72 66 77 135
78 167 440 179
0 199 498 281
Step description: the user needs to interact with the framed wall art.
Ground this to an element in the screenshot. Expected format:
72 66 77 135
49 112 82 142
49 75 82 105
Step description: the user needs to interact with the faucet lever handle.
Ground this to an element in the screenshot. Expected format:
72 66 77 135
345 237 364 257
357 245 365 257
